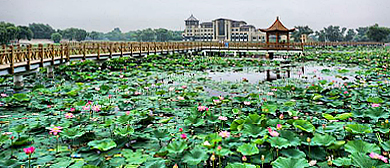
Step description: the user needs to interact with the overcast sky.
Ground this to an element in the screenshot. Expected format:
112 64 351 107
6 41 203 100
1 0 389 32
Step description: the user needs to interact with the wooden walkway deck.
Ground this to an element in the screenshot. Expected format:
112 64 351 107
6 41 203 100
0 41 384 75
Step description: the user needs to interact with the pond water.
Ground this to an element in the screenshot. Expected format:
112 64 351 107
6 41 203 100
207 64 360 84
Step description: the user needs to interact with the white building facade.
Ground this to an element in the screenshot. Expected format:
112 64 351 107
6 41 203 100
183 15 266 42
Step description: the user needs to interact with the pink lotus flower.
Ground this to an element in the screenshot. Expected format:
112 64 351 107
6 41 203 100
277 124 282 130
179 128 183 132
279 114 284 120
108 95 113 99
47 105 52 108
86 101 93 106
49 126 62 135
268 128 279 137
203 141 211 146
82 105 90 111
180 133 187 139
213 99 221 104
64 113 75 119
218 116 228 121
372 103 381 108
70 108 75 112
197 106 209 112
293 116 299 120
95 87 100 91
178 96 185 100
126 111 131 115
343 91 348 94
134 91 142 96
218 96 224 100
219 131 230 138
267 92 274 96
181 85 187 89
1 93 7 97
92 105 101 112
244 101 251 105
369 152 388 163
2 132 12 135
23 146 35 155
168 87 175 91
271 88 278 92
217 145 222 150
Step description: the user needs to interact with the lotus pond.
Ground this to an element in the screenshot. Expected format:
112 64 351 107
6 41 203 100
0 47 390 168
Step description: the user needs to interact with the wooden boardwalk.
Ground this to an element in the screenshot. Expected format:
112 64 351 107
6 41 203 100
0 41 384 75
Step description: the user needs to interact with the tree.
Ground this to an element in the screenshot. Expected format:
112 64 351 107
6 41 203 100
59 28 87 41
316 25 347 42
366 24 390 42
16 26 33 42
51 33 62 43
344 29 356 41
139 28 156 42
291 26 314 42
0 22 19 44
88 31 100 40
354 27 369 42
29 23 55 39
155 28 172 42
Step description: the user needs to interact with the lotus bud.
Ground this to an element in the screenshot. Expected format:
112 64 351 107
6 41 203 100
307 137 311 143
242 155 247 162
383 151 389 156
386 119 389 124
279 114 284 120
327 160 332 166
261 155 265 161
217 145 222 151
173 163 179 168
210 153 216 161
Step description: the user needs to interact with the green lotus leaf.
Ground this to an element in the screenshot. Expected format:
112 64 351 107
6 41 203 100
293 120 315 133
166 140 188 154
226 163 256 168
12 93 30 102
230 119 245 131
280 148 306 158
272 157 309 168
183 146 209 165
62 127 85 139
367 97 384 103
268 137 291 149
345 140 380 154
345 124 372 134
242 124 266 138
311 133 336 146
114 126 134 137
88 139 117 151
332 157 352 167
351 153 377 168
122 149 149 165
244 113 264 125
380 140 390 151
364 108 389 121
237 143 259 156
279 130 301 147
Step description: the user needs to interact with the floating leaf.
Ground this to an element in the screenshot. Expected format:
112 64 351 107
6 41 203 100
293 120 315 133
237 143 259 156
272 157 309 168
88 139 117 151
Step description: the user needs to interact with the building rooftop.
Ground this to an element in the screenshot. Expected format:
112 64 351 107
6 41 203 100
186 14 199 21
260 17 295 32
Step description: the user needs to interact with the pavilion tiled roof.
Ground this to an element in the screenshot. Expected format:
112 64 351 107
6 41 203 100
186 14 199 21
260 17 295 32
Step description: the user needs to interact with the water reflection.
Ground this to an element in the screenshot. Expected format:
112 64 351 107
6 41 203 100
207 65 358 84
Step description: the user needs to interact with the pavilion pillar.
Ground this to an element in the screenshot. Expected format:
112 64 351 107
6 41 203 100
266 33 269 44
276 32 279 44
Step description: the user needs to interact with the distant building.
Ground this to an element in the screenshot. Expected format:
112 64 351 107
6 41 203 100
183 15 266 42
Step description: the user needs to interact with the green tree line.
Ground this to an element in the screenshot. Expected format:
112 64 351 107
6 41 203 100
292 24 390 42
0 22 183 45
1 21 390 45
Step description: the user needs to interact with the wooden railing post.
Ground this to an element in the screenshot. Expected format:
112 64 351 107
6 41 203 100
139 42 142 56
26 44 32 70
97 43 100 60
120 42 124 57
147 43 150 55
109 43 113 59
39 44 44 67
130 43 133 56
10 45 14 74
66 43 70 62
59 44 64 64
51 44 55 65
83 43 86 60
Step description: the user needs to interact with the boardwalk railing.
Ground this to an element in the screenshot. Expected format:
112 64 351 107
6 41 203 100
0 41 384 75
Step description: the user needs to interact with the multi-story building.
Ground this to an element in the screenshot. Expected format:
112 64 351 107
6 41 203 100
183 15 266 42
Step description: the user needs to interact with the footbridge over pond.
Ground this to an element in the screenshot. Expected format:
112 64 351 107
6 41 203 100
0 41 384 87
